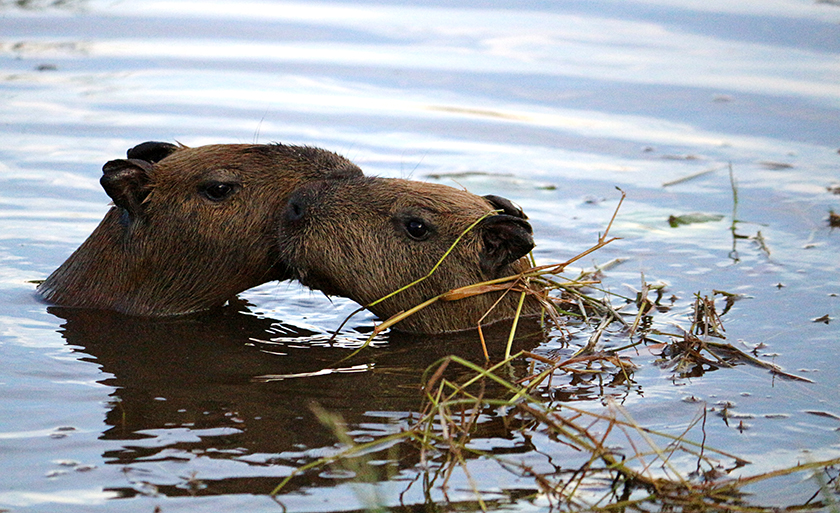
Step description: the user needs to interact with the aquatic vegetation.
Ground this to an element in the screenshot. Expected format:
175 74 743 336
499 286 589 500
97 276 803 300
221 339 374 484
273 190 836 511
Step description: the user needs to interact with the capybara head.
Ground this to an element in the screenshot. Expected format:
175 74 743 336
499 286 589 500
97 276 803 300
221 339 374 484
277 176 541 334
38 142 362 316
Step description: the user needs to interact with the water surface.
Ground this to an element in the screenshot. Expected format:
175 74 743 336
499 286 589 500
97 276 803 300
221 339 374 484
1 0 839 511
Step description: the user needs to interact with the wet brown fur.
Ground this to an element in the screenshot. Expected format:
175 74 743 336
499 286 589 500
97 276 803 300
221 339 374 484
278 177 542 334
38 142 362 316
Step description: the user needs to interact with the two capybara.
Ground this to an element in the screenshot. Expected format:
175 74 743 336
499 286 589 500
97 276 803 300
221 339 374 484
38 142 362 316
40 142 542 333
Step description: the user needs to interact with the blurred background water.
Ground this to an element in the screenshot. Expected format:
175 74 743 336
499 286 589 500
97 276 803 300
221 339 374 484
1 0 839 511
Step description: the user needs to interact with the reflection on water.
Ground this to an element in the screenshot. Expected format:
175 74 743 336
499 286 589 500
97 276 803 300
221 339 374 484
51 303 548 499
1 0 839 511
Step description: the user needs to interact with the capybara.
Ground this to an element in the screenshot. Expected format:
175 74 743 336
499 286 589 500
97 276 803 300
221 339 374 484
38 141 363 316
277 177 543 334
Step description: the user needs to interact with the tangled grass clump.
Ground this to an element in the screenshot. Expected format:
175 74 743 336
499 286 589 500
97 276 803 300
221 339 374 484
272 189 837 511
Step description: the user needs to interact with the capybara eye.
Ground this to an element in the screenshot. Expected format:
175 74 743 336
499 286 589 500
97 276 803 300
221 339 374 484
201 182 238 202
405 218 430 240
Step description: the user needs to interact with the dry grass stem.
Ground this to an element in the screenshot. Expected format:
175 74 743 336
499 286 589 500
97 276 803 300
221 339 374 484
273 187 835 511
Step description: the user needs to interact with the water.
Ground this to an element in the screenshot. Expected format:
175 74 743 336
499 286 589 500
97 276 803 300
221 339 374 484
1 0 839 511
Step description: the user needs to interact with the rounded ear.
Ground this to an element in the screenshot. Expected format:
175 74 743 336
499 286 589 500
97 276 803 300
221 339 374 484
100 159 155 220
483 194 528 220
126 141 180 163
479 214 534 276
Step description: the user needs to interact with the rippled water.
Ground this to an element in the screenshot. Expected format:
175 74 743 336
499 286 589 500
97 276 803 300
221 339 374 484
2 1 839 511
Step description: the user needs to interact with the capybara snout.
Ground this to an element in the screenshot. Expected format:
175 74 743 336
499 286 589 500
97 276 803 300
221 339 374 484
39 141 363 316
278 177 541 333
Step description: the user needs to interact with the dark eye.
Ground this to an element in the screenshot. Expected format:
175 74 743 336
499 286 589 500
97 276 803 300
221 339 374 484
202 182 238 202
405 218 430 240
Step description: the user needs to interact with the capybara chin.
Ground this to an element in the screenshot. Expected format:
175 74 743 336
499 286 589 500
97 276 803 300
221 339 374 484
38 141 363 316
277 177 543 334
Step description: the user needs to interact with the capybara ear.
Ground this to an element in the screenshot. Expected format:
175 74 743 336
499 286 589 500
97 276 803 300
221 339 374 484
100 159 154 220
483 195 528 220
126 141 180 163
479 215 534 276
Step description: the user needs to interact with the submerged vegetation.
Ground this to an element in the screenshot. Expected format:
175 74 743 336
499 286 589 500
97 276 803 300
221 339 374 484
277 357 840 512
272 186 840 511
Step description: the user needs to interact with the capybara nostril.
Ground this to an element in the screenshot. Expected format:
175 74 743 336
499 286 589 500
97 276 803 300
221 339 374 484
285 197 308 223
